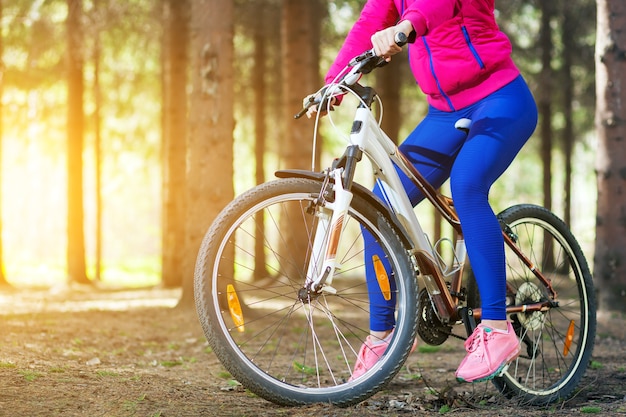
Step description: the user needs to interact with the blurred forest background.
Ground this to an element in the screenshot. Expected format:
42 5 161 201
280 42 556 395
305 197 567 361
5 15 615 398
1 0 624 310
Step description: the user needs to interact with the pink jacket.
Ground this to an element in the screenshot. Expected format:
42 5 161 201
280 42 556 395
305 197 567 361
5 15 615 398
325 0 520 111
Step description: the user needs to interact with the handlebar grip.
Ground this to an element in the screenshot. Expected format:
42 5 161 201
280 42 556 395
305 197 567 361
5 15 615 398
394 32 408 47
294 94 317 119
294 108 308 119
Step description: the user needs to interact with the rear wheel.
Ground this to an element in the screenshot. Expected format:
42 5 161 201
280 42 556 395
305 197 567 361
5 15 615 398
194 178 418 406
467 204 596 405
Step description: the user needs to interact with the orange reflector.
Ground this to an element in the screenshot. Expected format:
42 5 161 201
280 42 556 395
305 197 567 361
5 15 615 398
227 284 245 333
372 255 391 301
563 320 575 356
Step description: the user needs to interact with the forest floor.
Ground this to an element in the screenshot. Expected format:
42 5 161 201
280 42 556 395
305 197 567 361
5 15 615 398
0 285 624 417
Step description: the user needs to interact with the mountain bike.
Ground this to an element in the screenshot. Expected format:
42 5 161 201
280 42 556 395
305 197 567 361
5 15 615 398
194 34 596 407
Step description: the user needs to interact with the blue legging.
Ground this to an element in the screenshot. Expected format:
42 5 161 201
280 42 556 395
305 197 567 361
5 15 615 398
363 75 538 331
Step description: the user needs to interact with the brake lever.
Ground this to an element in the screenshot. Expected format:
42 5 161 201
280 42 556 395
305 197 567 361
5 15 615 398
294 95 315 119
294 33 408 120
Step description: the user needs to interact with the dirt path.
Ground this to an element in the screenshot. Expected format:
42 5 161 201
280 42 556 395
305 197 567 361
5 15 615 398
0 287 624 416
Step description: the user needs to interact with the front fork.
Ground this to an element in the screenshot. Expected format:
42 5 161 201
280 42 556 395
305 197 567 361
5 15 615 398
303 146 361 296
305 168 353 295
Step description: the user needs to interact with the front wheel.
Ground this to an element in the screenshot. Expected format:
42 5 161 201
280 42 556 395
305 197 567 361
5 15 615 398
467 204 596 405
194 178 418 406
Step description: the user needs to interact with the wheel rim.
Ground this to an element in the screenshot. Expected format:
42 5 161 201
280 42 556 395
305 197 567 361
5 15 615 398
207 188 413 398
502 216 591 397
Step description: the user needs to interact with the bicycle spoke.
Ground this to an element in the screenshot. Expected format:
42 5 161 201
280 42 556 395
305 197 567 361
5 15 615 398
194 178 417 405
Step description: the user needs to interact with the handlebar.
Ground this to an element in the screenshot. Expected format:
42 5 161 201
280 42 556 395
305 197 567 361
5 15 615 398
294 32 408 119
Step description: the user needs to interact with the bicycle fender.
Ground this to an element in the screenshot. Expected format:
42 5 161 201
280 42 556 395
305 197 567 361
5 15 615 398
275 169 414 249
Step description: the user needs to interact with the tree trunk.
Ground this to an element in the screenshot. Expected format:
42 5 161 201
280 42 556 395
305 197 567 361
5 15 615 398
279 0 323 277
266 2 282 163
180 0 234 306
253 5 268 278
280 0 321 172
0 0 7 288
93 0 103 281
538 0 555 269
561 1 574 227
67 0 90 285
312 3 325 170
539 0 553 214
162 0 189 288
595 0 626 311
376 57 402 145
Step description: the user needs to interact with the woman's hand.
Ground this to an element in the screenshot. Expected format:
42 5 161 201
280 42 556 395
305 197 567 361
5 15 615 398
304 93 337 119
371 20 414 62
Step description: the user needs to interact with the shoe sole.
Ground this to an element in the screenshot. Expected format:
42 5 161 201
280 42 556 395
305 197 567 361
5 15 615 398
456 346 521 384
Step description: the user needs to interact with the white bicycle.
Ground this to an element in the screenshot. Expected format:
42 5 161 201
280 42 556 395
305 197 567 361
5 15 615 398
194 34 596 407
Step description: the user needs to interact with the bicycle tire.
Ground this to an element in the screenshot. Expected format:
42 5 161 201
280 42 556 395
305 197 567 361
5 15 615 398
194 177 418 406
467 203 596 405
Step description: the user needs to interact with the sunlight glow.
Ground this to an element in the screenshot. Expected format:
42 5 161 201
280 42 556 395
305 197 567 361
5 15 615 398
0 288 179 315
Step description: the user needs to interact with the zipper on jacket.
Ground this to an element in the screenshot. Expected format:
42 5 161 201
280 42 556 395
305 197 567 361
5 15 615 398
461 25 485 69
422 37 455 111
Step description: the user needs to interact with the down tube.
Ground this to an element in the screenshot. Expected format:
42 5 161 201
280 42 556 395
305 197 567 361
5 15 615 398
356 111 434 259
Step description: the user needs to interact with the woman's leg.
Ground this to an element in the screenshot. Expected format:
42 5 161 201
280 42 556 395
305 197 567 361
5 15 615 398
450 76 538 323
362 109 469 332
351 109 469 379
452 76 538 382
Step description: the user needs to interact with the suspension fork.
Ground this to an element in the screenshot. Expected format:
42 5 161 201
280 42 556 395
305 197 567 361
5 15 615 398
304 146 362 295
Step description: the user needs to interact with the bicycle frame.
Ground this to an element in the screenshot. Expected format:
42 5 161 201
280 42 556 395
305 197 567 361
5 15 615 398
302 89 462 322
193 38 594 406
301 81 557 327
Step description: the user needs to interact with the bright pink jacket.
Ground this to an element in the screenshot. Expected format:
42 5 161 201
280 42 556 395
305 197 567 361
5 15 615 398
325 0 520 111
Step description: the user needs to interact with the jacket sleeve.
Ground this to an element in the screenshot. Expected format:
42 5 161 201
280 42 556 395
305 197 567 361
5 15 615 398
325 0 399 84
401 0 460 36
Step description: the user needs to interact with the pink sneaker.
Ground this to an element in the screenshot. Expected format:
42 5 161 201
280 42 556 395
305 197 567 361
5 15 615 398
455 322 520 383
349 331 417 381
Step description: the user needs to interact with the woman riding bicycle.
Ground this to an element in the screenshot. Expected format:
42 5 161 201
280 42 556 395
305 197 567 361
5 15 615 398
308 0 538 382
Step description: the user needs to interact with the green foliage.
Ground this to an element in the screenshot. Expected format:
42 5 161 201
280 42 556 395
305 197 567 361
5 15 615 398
3 0 67 89
580 406 602 414
160 359 184 367
3 0 163 286
19 369 42 382
122 393 146 413
1 0 598 287
417 344 441 354
217 370 232 379
96 370 119 377
499 0 596 138
293 361 319 376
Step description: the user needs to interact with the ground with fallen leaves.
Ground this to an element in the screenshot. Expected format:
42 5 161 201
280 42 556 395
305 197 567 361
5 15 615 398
0 286 624 416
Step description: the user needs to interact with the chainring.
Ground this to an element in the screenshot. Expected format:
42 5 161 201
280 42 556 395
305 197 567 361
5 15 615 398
417 289 452 345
